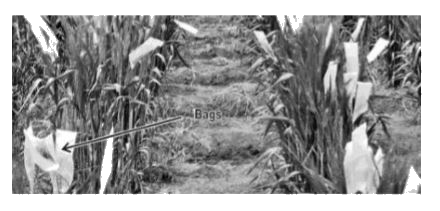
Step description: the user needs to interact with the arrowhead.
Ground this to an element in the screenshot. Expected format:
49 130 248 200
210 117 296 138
62 142 72 153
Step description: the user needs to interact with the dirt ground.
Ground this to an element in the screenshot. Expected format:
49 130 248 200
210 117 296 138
143 16 273 193
12 16 421 194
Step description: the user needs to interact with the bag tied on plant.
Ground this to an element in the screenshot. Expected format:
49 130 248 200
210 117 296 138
24 15 59 62
100 126 114 194
23 126 76 193
343 123 384 194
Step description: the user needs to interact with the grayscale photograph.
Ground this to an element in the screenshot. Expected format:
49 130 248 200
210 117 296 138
12 15 421 194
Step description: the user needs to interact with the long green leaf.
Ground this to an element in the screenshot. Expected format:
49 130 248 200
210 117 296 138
247 147 282 175
19 78 43 113
248 57 265 73
151 67 162 77
273 73 294 87
254 30 275 59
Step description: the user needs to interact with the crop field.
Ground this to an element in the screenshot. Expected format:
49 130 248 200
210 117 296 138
12 15 421 194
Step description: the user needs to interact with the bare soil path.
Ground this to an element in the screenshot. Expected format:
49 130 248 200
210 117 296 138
146 16 268 194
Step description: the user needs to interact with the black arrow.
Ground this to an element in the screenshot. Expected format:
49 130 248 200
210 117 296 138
62 116 182 153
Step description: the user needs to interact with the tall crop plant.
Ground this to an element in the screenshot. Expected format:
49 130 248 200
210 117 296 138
248 16 387 193
60 16 193 193
13 16 45 143
14 15 194 194
12 15 84 193
373 16 420 89
342 16 421 96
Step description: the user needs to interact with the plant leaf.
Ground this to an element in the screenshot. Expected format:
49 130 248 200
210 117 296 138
19 78 43 113
45 77 55 89
106 96 122 118
57 97 71 108
273 73 294 87
274 103 284 114
149 78 161 86
103 83 122 95
57 69 76 80
247 147 282 175
155 53 166 66
259 116 291 124
254 30 275 58
248 57 265 73
263 119 274 137
151 67 162 77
